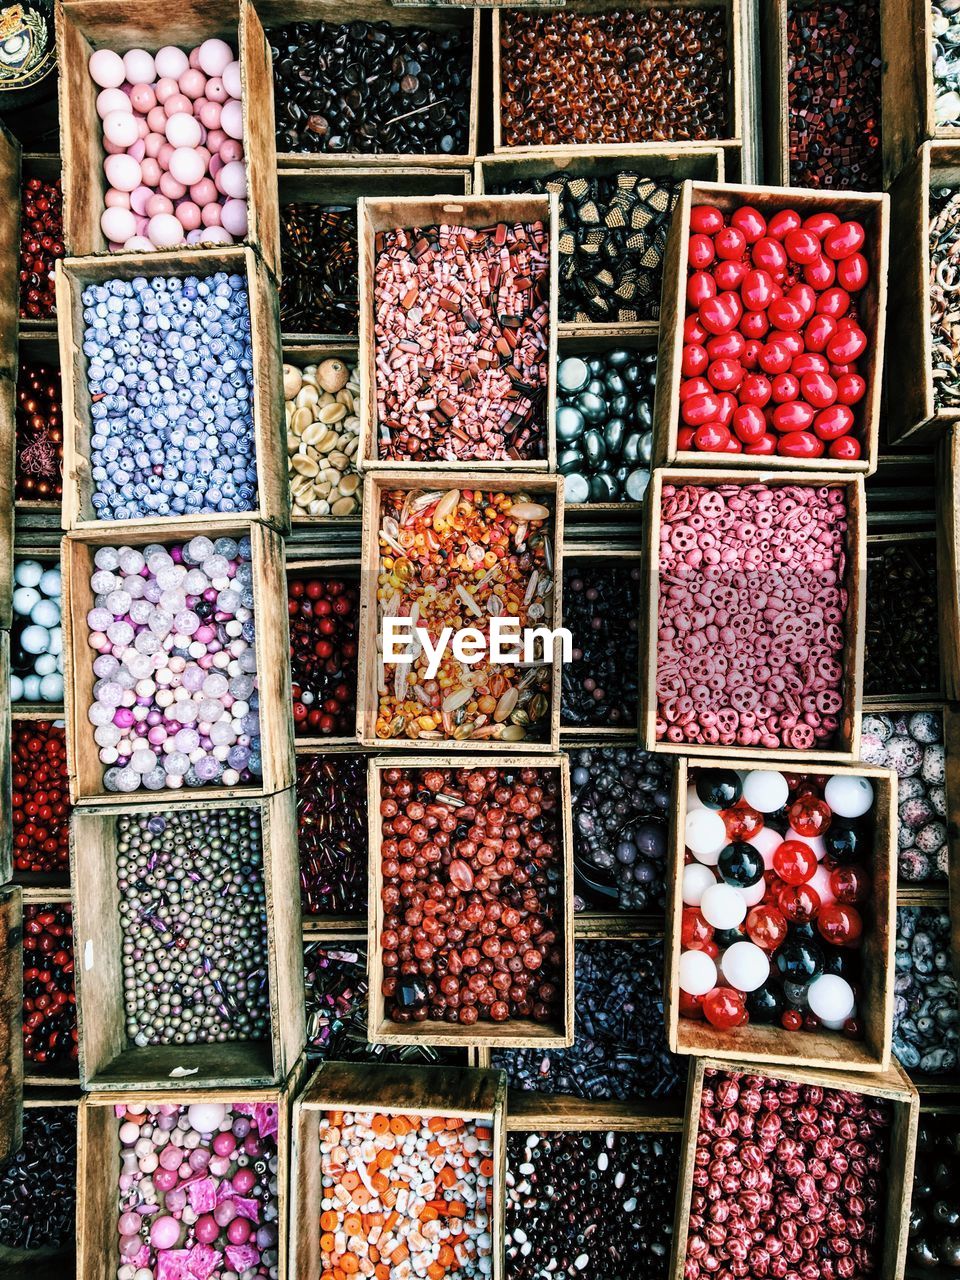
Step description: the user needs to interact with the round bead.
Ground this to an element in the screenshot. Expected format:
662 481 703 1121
699 882 748 930
685 809 727 864
806 973 855 1022
679 948 718 997
720 940 771 992
824 773 874 818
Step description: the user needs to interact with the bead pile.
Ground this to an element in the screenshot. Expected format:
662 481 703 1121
491 171 681 323
116 809 270 1049
378 765 565 1029
280 204 358 334
909 1114 960 1269
12 557 63 704
298 754 368 917
933 3 960 127
556 349 655 504
894 907 959 1075
23 901 77 1076
929 185 960 409
12 719 70 875
787 3 883 190
113 1100 280 1278
81 272 257 521
679 203 871 458
374 222 550 462
83 536 261 793
499 9 729 146
304 943 460 1067
493 940 682 1100
0 1107 77 1254
561 559 640 729
285 358 362 519
570 747 672 912
865 541 941 697
861 710 947 881
679 767 875 1036
505 1130 679 1278
655 481 850 751
88 41 248 251
15 358 62 501
18 172 62 319
268 19 473 156
376 487 554 744
288 571 358 738
682 1068 891 1279
318 1111 495 1279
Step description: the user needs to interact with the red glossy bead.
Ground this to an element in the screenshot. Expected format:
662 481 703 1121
677 426 696 451
741 339 763 368
703 987 748 1030
835 372 866 405
767 296 807 331
813 404 854 441
836 252 869 292
830 865 870 904
779 883 821 923
771 373 800 403
771 329 805 358
817 903 863 946
768 209 802 240
689 232 716 269
731 206 767 242
804 211 841 237
707 359 743 392
772 401 816 433
715 226 747 260
721 803 764 842
804 314 838 353
759 342 793 376
827 435 861 461
685 314 708 344
772 840 818 885
784 228 822 264
823 220 865 260
816 287 851 318
804 256 836 289
707 332 746 360
714 393 737 427
679 989 706 1019
714 259 750 291
682 908 714 947
752 237 788 274
744 433 778 455
781 1009 804 1031
739 373 772 407
688 271 717 307
789 795 832 837
682 343 710 377
693 421 732 452
800 371 838 409
740 310 769 339
776 430 825 458
746 905 788 951
682 391 722 426
679 376 712 403
699 291 743 335
789 282 817 317
826 326 867 364
690 205 725 235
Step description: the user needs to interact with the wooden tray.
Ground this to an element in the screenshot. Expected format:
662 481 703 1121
367 753 575 1048
57 0 280 278
882 0 960 186
0 885 23 1165
286 555 359 749
283 340 363 528
0 122 20 627
19 886 78 1089
70 790 304 1091
640 468 867 762
357 194 558 472
653 180 889 475
666 757 896 1073
61 518 295 805
56 245 287 534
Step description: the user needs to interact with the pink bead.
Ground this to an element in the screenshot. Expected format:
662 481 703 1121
102 137 127 156
152 1166 179 1193
205 76 228 103
150 1216 182 1251
159 1143 182 1170
130 83 157 114
104 187 131 209
197 38 234 78
144 131 165 158
208 1154 231 1176
104 153 141 192
216 159 246 199
209 154 224 179
145 194 174 218
218 137 243 164
232 1167 255 1195
97 87 131 119
190 177 217 206
204 128 226 152
179 67 207 100
214 1199 238 1228
188 46 203 69
220 199 247 238
195 1214 220 1245
212 1131 236 1156
157 141 175 171
177 200 202 231
155 75 179 104
159 170 188 199
227 1217 251 1245
139 158 161 188
146 213 184 248
220 98 243 141
168 148 205 187
128 138 146 162
198 99 222 130
164 92 193 118
200 202 222 228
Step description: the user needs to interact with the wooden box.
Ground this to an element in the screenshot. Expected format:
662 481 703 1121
21 887 78 1089
61 518 295 805
559 546 642 741
865 529 946 705
290 1061 507 1280
283 340 363 525
77 1080 295 1280
0 1090 80 1280
367 754 574 1047
56 0 280 278
760 0 886 189
357 471 564 752
0 122 19 628
492 0 744 158
279 168 471 345
668 1055 919 1280
653 181 889 475
252 0 480 169
474 146 725 341
887 144 960 444
286 555 360 749
69 790 304 1091
9 542 64 724
640 468 867 762
0 885 23 1164
357 194 559 472
0 636 12 884
882 0 960 187
666 757 896 1073
55 245 287 534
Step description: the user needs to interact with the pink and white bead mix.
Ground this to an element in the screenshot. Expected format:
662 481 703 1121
88 41 248 252
85 536 261 794
656 482 850 751
114 1100 280 1280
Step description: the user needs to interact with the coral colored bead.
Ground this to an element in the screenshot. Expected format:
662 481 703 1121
682 391 722 426
713 258 749 291
784 228 821 264
689 232 716 268
699 292 742 335
827 435 861 460
804 255 836 288
715 226 747 260
767 297 807 331
682 343 710 377
823 220 865 260
685 314 708 344
791 352 830 377
732 206 767 242
836 372 866 404
740 373 772 407
693 421 732 452
759 343 793 376
767 209 802 240
707 359 743 391
771 373 800 402
800 371 838 408
691 206 725 235
772 401 816 433
752 237 788 273
744 433 778 455
816 287 851 318
836 252 869 292
688 270 717 307
740 310 769 339
804 211 841 237
707 331 746 360
677 426 696 450
804 314 837 352
813 404 854 440
732 404 766 444
826 326 867 364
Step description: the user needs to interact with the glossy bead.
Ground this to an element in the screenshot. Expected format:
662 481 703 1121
685 809 728 865
721 940 771 992
746 981 785 1023
778 883 821 923
679 948 718 997
702 986 748 1029
696 769 742 810
788 795 832 837
775 936 825 982
742 770 789 814
746 904 788 951
700 883 748 930
824 774 874 818
772 840 818 886
829 864 869 903
718 841 764 888
807 973 855 1022
817 903 863 947
824 820 865 864
720 803 763 842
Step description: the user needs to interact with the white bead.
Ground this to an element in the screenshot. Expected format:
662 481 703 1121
785 828 827 860
807 863 836 908
685 809 727 864
750 826 783 869
740 878 767 908
824 774 874 819
807 974 855 1023
700 883 747 930
681 863 717 907
20 624 49 654
39 567 61 597
742 770 789 812
13 586 40 615
678 948 717 996
721 941 770 992
187 1103 227 1133
686 784 705 813
14 559 43 587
